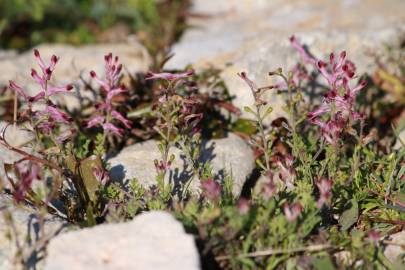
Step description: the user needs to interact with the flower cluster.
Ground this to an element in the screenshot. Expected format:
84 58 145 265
274 154 296 189
87 53 131 136
283 202 302 222
92 167 111 186
201 178 222 201
290 36 367 145
9 49 73 136
7 50 74 201
146 70 202 134
260 172 277 200
315 178 333 208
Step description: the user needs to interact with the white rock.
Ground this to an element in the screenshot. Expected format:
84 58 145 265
109 133 255 196
0 121 34 163
44 211 201 270
0 195 67 270
0 42 151 110
384 230 405 263
167 0 405 121
0 49 17 60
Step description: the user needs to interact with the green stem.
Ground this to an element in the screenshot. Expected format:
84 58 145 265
256 106 270 174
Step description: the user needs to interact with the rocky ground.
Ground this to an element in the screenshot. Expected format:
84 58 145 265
1 0 405 269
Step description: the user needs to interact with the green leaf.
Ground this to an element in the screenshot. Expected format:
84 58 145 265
300 211 321 238
312 256 336 270
238 257 255 268
79 155 102 203
232 118 257 135
339 198 359 231
66 154 101 204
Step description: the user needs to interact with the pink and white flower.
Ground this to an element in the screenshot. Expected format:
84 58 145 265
86 53 131 137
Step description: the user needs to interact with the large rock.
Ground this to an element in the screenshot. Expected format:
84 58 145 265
167 0 405 120
0 195 67 270
0 42 151 110
0 121 34 163
0 49 16 60
44 211 201 270
384 230 405 263
109 133 255 196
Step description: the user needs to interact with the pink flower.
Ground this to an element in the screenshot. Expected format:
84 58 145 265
86 115 106 128
316 178 333 208
9 50 73 103
90 53 122 91
261 173 277 200
106 86 126 103
310 116 346 145
237 72 258 93
238 71 272 106
43 105 72 123
36 121 56 134
237 198 250 214
93 167 110 185
283 202 303 222
201 178 222 201
367 230 380 244
102 123 124 137
87 53 131 136
184 113 203 128
111 110 132 129
9 50 73 136
31 50 72 98
289 35 317 65
48 84 74 96
307 104 331 120
13 161 41 202
56 128 77 143
154 160 172 173
275 155 296 189
9 81 29 102
262 182 277 200
290 36 367 144
34 49 58 80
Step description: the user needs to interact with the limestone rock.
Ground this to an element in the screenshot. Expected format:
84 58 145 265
109 133 254 196
0 195 67 270
384 230 405 263
44 211 201 270
0 121 34 164
0 49 17 60
167 0 405 120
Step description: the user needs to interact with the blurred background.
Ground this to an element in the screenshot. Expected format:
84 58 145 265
0 0 190 56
